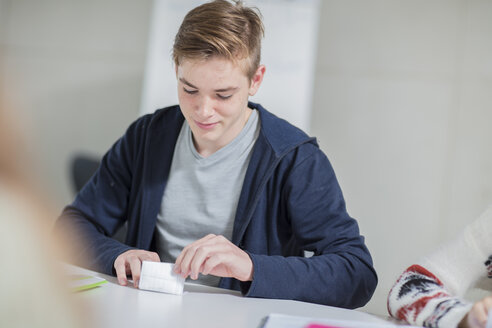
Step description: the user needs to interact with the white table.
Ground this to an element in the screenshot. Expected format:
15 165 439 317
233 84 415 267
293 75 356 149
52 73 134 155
68 265 410 328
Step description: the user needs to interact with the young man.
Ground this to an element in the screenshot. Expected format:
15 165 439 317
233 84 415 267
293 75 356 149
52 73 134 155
388 205 492 327
56 0 377 308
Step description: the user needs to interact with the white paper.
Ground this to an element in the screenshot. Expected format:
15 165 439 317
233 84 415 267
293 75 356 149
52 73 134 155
138 261 185 295
261 313 418 328
487 309 492 328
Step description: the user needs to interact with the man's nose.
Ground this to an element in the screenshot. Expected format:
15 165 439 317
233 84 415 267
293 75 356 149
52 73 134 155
196 96 214 118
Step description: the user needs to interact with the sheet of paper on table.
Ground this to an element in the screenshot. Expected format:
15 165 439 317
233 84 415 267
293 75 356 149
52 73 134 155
138 261 185 295
261 313 419 328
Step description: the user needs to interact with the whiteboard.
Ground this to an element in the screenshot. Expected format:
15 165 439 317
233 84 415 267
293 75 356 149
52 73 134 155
139 0 320 133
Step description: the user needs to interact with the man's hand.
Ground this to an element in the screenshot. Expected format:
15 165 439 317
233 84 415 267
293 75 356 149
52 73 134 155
459 296 492 328
114 249 160 288
173 234 253 282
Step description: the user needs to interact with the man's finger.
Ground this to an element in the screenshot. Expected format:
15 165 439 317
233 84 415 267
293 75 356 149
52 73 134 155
189 245 216 280
128 256 142 288
147 251 161 262
175 234 217 276
114 259 128 286
201 252 224 276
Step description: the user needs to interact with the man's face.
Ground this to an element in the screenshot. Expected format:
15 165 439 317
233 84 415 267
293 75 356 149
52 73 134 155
176 57 263 155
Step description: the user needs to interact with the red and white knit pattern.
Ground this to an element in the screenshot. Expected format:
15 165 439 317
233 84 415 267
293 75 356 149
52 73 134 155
388 265 471 327
388 206 492 327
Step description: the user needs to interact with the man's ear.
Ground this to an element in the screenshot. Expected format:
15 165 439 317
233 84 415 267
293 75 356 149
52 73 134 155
248 65 266 96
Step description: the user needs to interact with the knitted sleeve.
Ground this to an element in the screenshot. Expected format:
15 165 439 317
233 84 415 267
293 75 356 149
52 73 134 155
387 264 472 327
388 205 492 327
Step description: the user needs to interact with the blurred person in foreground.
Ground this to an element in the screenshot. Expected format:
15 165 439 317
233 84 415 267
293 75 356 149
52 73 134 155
0 103 86 327
55 0 377 307
388 205 492 328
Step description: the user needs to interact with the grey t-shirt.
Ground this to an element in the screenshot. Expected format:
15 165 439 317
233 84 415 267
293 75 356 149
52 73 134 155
155 110 260 287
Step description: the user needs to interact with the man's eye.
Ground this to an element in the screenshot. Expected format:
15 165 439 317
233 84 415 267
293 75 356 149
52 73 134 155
217 94 232 100
184 88 197 94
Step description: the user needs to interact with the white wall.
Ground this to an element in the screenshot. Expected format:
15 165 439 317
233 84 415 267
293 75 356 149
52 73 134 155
0 0 152 207
312 0 492 315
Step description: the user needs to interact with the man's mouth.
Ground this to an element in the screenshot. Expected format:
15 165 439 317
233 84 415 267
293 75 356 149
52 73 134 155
194 120 218 130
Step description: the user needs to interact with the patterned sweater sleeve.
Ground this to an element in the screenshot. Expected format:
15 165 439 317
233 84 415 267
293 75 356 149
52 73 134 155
388 205 492 327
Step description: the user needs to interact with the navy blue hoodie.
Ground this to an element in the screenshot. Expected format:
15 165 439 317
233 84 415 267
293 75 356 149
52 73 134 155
56 102 377 308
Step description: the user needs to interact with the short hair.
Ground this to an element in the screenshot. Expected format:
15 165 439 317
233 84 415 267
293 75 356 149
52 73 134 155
173 0 264 80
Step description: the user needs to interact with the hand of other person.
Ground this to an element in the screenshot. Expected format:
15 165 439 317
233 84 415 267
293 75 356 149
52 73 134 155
173 234 253 282
114 249 160 288
459 296 492 328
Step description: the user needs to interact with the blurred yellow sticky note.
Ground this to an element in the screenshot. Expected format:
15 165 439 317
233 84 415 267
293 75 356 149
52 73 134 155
68 274 107 292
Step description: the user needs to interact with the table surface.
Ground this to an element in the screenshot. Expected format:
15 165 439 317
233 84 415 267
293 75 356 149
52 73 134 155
67 265 411 328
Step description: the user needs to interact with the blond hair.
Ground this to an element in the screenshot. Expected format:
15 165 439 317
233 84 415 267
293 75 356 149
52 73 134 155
173 0 264 80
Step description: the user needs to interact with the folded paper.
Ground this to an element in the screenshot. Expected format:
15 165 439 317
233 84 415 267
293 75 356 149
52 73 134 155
138 261 185 295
